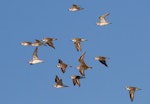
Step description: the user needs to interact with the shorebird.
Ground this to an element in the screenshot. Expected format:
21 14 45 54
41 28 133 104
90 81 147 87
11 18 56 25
95 56 108 67
29 47 43 65
54 75 68 88
42 38 57 49
31 39 45 47
72 38 87 51
96 13 111 26
57 59 72 73
71 75 85 87
126 86 141 102
77 52 92 76
21 41 32 46
69 4 83 12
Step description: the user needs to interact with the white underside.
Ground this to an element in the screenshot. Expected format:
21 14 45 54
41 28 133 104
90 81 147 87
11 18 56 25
97 22 109 26
54 85 64 88
69 8 78 11
95 57 99 60
29 59 43 64
21 43 30 46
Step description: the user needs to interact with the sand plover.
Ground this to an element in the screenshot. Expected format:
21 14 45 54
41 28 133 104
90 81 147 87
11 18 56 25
31 39 45 47
43 38 57 49
71 75 85 87
126 86 141 102
57 59 72 73
21 41 32 46
95 56 108 67
29 47 43 65
72 38 87 51
54 75 68 88
69 4 83 12
96 13 111 26
77 52 92 76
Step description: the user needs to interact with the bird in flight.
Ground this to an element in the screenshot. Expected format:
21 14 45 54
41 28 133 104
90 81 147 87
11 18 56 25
95 56 109 67
29 47 43 65
71 75 85 87
42 38 57 49
96 13 111 26
72 38 87 51
126 86 141 102
57 59 72 73
69 4 84 12
54 75 68 88
77 52 92 76
31 39 45 47
21 41 32 46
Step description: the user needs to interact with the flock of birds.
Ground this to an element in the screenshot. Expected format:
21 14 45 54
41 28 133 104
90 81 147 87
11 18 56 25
21 4 141 102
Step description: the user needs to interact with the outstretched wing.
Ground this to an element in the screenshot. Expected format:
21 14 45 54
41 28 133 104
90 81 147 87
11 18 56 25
74 41 81 51
99 13 110 23
99 60 108 67
32 47 38 60
78 52 86 63
79 68 85 76
129 90 135 102
46 41 55 49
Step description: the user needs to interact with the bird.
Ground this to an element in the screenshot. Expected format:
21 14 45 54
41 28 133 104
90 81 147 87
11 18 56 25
31 39 45 47
77 52 92 76
71 75 85 87
57 59 72 73
54 75 68 88
96 13 111 26
42 38 57 49
95 56 108 67
69 4 83 12
126 86 141 102
29 47 43 65
72 38 87 51
21 41 32 46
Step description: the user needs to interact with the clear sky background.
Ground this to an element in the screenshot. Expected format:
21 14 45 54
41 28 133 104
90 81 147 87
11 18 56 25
0 0 150 104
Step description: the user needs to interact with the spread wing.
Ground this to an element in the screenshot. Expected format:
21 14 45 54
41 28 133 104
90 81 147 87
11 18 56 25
99 60 108 67
55 75 59 83
74 41 81 51
129 90 135 102
72 79 76 86
55 75 63 85
78 52 86 63
35 40 41 43
58 59 67 73
46 41 55 49
73 4 79 8
61 64 67 73
99 13 110 23
58 59 63 63
79 68 85 76
32 47 38 60
75 79 80 87
57 79 63 85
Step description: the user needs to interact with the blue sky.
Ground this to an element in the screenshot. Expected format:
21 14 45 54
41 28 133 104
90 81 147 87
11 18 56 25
0 0 150 104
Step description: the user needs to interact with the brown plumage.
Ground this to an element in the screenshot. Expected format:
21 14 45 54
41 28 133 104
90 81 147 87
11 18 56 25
31 39 45 46
54 75 68 88
21 41 32 46
95 56 108 67
71 75 85 87
77 52 92 76
97 13 111 26
69 4 84 12
29 47 43 65
126 86 141 102
57 59 71 73
43 38 57 49
72 38 87 51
